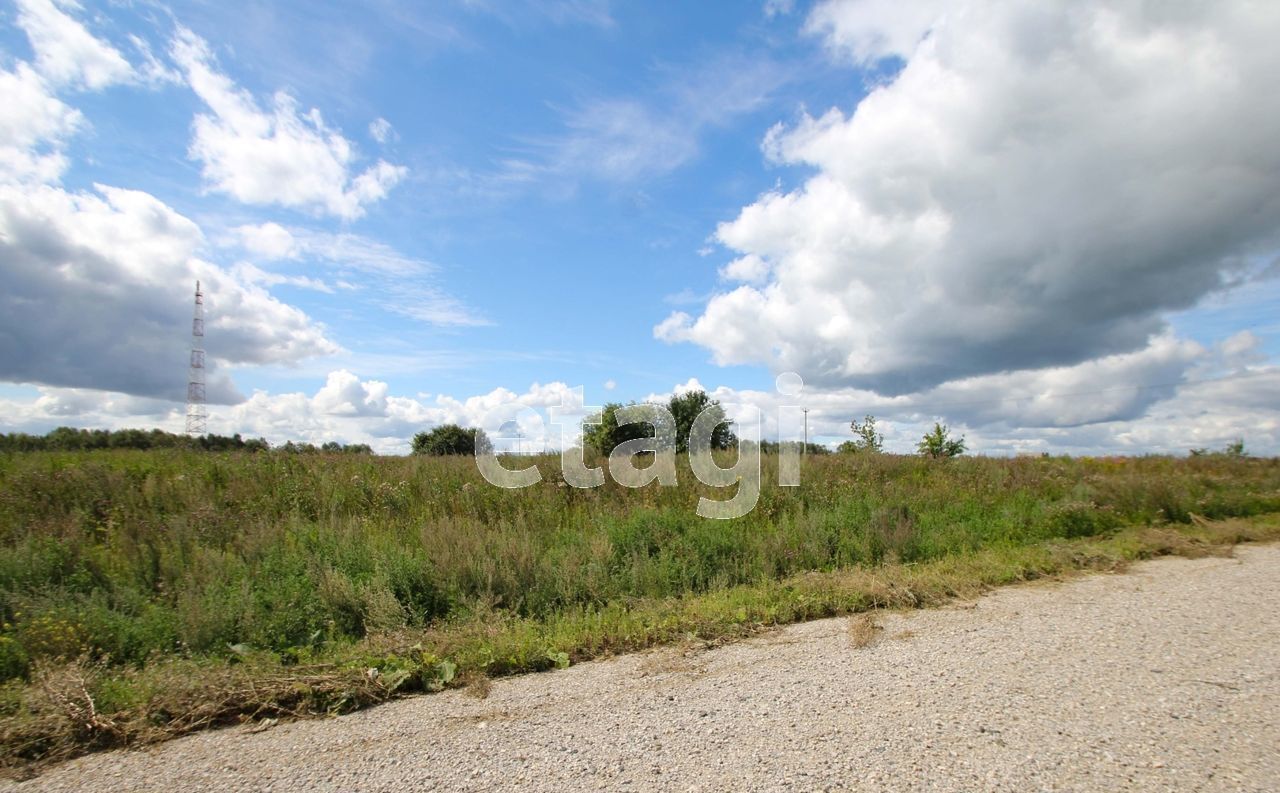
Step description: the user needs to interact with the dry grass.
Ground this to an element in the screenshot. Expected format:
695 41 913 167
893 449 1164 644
635 645 708 678
1135 524 1239 559
847 614 881 648
463 674 492 700
0 657 388 774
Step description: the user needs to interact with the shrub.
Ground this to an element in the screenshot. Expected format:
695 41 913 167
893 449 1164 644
846 415 884 453
411 425 489 456
917 423 966 458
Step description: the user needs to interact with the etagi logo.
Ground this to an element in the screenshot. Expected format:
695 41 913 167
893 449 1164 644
474 373 810 520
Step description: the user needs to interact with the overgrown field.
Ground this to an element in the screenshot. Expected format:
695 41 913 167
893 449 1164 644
1 449 1279 768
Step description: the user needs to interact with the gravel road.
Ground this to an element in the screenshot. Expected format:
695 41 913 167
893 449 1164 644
10 545 1280 792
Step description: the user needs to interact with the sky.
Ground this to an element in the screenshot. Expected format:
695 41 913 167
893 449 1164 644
1 0 1278 455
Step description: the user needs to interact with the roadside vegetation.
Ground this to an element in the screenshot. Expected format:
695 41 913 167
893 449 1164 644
1 446 1278 770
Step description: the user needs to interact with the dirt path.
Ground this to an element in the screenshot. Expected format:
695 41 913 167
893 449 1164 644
10 546 1280 792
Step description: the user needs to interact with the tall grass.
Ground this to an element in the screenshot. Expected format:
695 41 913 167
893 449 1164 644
1 449 1279 768
1 449 1277 682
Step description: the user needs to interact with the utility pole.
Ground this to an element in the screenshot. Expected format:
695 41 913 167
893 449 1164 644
802 408 809 456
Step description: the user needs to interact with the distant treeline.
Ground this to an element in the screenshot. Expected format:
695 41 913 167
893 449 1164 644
0 426 373 454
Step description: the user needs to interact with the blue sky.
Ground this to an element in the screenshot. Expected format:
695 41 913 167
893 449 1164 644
2 0 1279 454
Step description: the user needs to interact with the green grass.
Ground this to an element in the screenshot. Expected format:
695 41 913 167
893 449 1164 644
1 449 1278 769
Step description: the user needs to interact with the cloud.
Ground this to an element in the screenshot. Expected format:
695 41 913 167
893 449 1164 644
663 288 715 307
14 0 133 90
368 117 395 144
763 0 795 19
901 333 1203 430
170 27 406 219
719 254 770 285
230 261 336 294
378 286 492 328
233 221 297 260
226 223 491 327
0 386 179 422
0 0 137 183
0 182 339 401
0 62 81 181
506 52 791 184
312 369 389 416
0 6 339 403
126 34 184 87
536 98 702 183
233 375 589 453
1 1 178 183
637 336 1280 456
659 0 1280 395
231 224 422 273
804 0 947 65
0 373 594 454
4 345 1275 456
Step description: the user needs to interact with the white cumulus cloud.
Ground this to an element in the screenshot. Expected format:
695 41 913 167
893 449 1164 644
0 182 339 401
0 0 140 183
171 27 406 219
14 0 133 90
0 374 597 455
659 0 1280 395
0 62 81 182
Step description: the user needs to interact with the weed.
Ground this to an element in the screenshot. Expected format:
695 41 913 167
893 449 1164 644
463 674 491 700
847 614 881 648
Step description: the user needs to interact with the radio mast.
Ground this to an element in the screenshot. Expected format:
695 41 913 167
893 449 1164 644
185 281 207 435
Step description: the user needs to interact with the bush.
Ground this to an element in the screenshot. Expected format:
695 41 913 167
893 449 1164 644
411 425 489 456
0 636 28 680
917 423 966 458
1046 501 1121 539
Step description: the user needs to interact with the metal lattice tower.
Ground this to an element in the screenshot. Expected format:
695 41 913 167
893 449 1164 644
185 281 207 435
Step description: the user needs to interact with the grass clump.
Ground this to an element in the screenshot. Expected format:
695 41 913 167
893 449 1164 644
847 613 881 648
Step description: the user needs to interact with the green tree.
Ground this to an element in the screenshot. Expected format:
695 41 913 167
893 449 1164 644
583 391 735 456
846 414 884 453
668 390 735 454
917 422 966 459
412 424 490 456
582 402 669 457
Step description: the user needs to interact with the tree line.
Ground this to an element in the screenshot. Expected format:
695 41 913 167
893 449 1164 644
0 427 371 454
409 391 968 460
3 404 969 459
410 390 739 457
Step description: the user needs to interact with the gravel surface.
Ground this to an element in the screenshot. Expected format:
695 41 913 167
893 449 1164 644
10 545 1280 792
